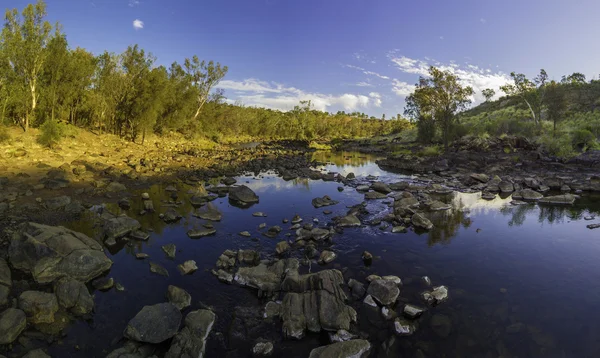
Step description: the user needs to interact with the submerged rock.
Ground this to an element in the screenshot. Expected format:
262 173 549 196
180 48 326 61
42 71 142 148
178 260 198 275
162 244 176 259
539 194 577 205
124 303 182 344
430 313 452 338
149 262 169 277
9 222 112 284
411 213 433 230
229 185 259 205
367 279 399 306
312 195 339 208
422 285 449 305
308 340 371 358
319 250 337 264
187 228 217 238
165 309 215 358
0 308 26 344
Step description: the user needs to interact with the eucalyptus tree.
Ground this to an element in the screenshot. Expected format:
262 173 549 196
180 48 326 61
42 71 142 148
184 55 228 120
482 88 495 102
501 69 547 126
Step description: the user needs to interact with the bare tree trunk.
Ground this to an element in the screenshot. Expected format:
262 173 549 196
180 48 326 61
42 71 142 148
523 98 537 125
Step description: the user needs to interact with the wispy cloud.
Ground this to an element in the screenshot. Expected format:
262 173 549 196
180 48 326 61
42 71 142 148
387 52 510 102
129 0 140 7
391 79 415 97
355 81 374 87
219 78 378 112
133 19 144 30
344 64 390 80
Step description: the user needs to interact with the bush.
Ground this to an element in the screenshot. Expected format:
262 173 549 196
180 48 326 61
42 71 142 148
571 129 597 150
0 125 10 144
539 133 576 159
38 120 66 148
419 145 442 157
417 117 436 144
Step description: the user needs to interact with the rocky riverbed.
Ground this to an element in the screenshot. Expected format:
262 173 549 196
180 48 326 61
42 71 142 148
1 144 600 357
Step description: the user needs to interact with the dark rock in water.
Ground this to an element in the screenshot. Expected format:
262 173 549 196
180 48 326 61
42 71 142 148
348 279 366 300
345 172 356 180
9 222 112 284
234 259 300 296
296 227 332 242
281 270 357 339
337 186 344 192
162 244 176 259
0 308 26 344
275 241 290 255
264 301 281 319
216 252 236 270
253 341 274 357
499 181 514 193
539 194 577 205
253 212 267 217
162 208 182 223
222 177 237 186
166 310 216 358
229 185 259 206
337 214 361 227
587 223 600 229
106 341 157 358
193 203 223 221
403 304 426 319
312 195 339 208
92 277 114 290
389 181 409 191
430 314 452 338
104 215 141 242
136 253 149 260
367 279 399 306
371 182 392 194
291 214 303 224
319 250 337 264
19 291 58 324
361 251 373 265
187 228 217 238
178 260 198 275
190 194 216 207
512 189 543 201
54 278 94 316
149 262 169 277
130 230 150 241
22 348 50 358
393 318 415 336
124 303 182 344
213 269 233 283
364 191 387 200
308 340 371 358
238 250 260 265
411 213 433 230
167 285 191 310
0 259 11 287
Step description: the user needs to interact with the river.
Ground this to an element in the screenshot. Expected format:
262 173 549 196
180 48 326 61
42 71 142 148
56 151 600 357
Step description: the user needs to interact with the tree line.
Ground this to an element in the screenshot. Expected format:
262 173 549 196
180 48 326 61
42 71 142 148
0 1 408 144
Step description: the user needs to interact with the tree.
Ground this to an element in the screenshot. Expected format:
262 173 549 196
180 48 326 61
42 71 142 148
183 56 228 120
561 72 586 85
404 66 474 150
1 0 52 131
545 80 567 135
500 69 547 126
482 88 495 102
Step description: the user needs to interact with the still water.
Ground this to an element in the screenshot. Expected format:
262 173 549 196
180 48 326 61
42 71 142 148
57 151 600 357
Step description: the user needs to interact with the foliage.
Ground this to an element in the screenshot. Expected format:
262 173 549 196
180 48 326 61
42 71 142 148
482 88 495 102
37 119 66 147
405 66 474 150
418 145 442 157
545 80 567 134
539 133 576 159
0 125 10 143
500 70 547 125
308 141 332 150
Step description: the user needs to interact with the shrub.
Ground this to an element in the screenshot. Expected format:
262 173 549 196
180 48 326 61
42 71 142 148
37 120 66 148
571 129 597 150
539 133 576 159
419 145 442 157
417 117 436 144
0 125 10 144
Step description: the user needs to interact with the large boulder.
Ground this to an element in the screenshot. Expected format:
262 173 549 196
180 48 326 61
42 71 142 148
0 308 26 344
124 303 182 344
9 222 112 284
0 259 12 287
308 340 371 358
411 213 433 230
234 259 299 296
229 185 259 205
165 310 216 358
19 291 59 324
312 196 339 208
193 203 222 221
54 278 94 315
103 215 141 242
367 279 399 306
371 182 392 194
512 189 543 201
167 285 191 311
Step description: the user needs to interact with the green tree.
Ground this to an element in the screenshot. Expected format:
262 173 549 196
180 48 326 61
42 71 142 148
184 56 228 120
482 88 495 102
545 80 567 135
405 66 474 150
500 69 547 126
1 0 52 131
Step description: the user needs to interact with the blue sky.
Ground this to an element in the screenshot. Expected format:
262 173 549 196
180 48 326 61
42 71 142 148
13 0 600 116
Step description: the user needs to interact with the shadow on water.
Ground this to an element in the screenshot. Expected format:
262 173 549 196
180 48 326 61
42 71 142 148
48 151 600 357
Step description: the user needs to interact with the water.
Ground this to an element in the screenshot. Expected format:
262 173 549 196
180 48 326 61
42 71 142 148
51 151 600 357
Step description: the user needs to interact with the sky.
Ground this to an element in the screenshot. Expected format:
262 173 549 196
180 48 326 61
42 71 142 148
12 0 600 117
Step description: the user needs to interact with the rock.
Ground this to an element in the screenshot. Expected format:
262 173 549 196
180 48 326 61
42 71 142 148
162 244 176 259
141 192 150 200
130 230 150 241
411 213 433 230
54 278 94 315
366 275 382 282
9 222 112 284
425 200 452 211
346 172 355 180
136 253 149 259
178 260 198 275
253 341 274 357
393 318 415 336
512 189 544 201
162 209 182 223
365 191 387 200
295 227 332 242
587 224 600 229
238 250 260 265
430 314 452 338
167 285 191 310
235 259 300 295
125 303 182 344
165 309 215 358
239 231 252 237
264 301 281 319
222 177 237 185
22 349 50 358
312 196 339 208
561 184 571 192
149 262 169 277
367 279 399 306
229 185 259 205
329 329 357 343
193 203 222 221
371 182 392 194
0 286 8 306
275 241 290 255
499 181 514 193
348 279 366 300
422 276 431 286
253 212 267 217
356 185 370 192
0 308 26 344
391 226 407 233
106 341 157 358
308 340 371 358
187 228 217 238
143 200 155 212
470 173 489 183
104 216 141 242
361 251 373 265
363 295 377 307
19 291 58 324
539 194 577 205
44 195 71 210
92 277 114 290
106 182 126 192
291 215 303 224
543 177 563 190
403 304 425 319
481 192 496 200
337 214 361 227
0 259 11 287
422 285 448 305
382 275 402 286
319 250 337 264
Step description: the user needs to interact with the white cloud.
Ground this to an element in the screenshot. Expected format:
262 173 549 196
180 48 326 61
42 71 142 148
129 0 140 7
369 92 382 107
344 64 390 80
391 79 415 97
388 53 510 103
133 19 144 30
355 81 374 87
218 79 378 112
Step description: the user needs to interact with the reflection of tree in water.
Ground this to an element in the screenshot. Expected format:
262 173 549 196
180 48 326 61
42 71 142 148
311 151 378 168
425 209 471 246
537 205 586 225
500 204 535 227
292 177 310 190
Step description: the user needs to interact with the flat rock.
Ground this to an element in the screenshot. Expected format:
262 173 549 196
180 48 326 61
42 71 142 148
229 185 259 205
149 262 169 277
371 182 392 194
312 196 339 208
364 191 387 200
162 244 176 259
367 279 399 306
319 250 337 264
104 216 141 241
124 303 182 344
337 215 361 227
167 285 191 310
235 259 299 296
187 228 217 238
539 194 577 205
9 222 112 284
193 203 222 221
308 340 371 358
0 308 26 344
422 285 448 305
411 213 433 230
178 260 198 275
44 195 71 210
166 310 215 358
55 278 94 315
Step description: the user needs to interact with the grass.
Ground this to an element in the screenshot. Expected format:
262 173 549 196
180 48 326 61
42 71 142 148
0 125 10 144
308 141 332 150
418 145 442 157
